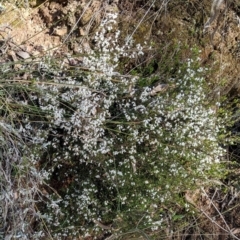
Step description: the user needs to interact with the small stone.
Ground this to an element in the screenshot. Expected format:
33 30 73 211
79 27 86 36
16 51 30 59
53 27 68 37
29 0 37 8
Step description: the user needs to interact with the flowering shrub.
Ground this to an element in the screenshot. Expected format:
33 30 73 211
0 12 227 239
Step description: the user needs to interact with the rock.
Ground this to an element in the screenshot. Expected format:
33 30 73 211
80 1 101 25
53 27 68 37
16 51 30 59
79 27 87 36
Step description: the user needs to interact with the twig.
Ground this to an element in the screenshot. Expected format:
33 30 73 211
201 188 240 240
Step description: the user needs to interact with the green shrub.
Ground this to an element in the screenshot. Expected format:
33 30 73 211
0 12 228 239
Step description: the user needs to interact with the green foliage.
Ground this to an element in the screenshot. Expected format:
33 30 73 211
31 44 227 238
0 11 232 240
